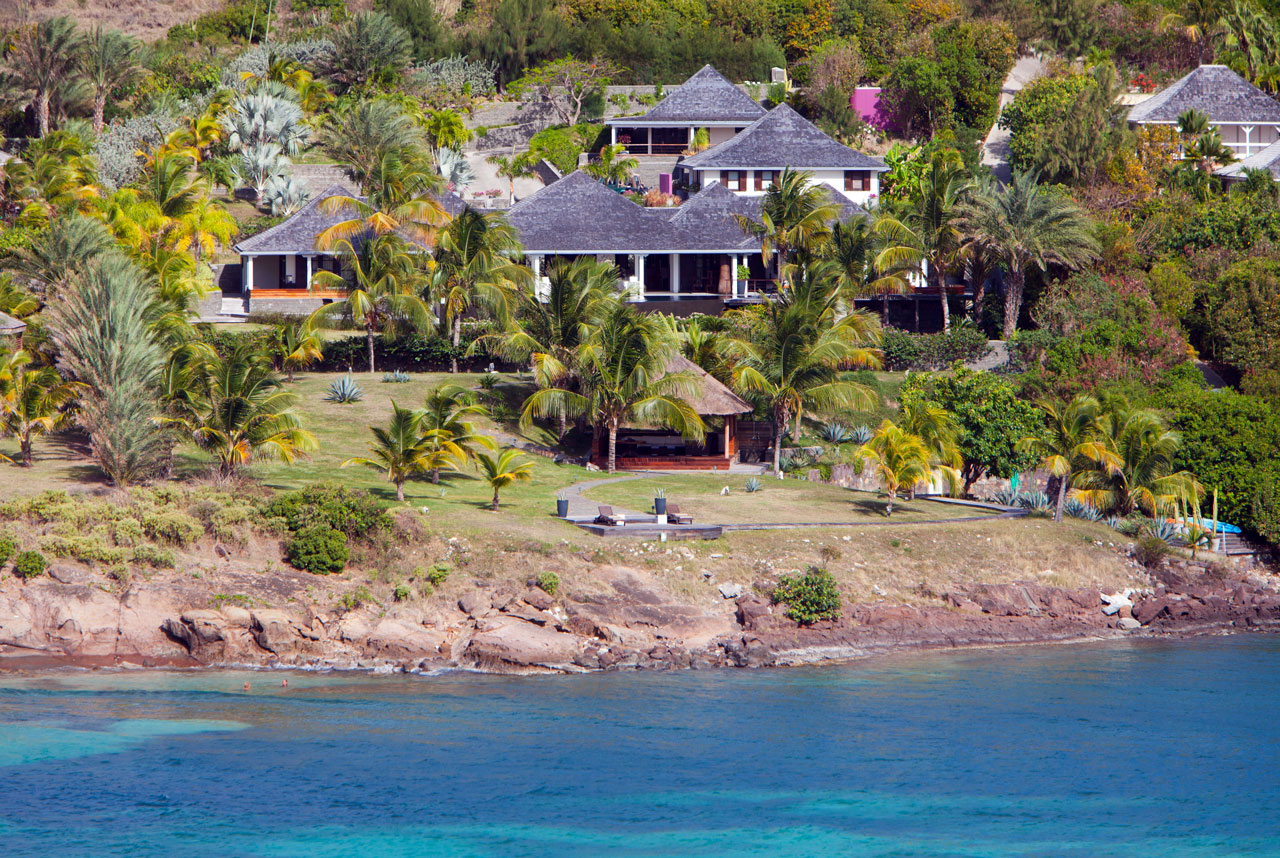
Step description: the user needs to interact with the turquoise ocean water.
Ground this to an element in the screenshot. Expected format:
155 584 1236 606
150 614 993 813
1 635 1278 857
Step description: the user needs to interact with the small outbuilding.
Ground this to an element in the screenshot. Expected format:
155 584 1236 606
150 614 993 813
1128 64 1280 158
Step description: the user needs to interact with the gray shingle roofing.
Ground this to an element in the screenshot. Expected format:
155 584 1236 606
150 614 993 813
508 172 865 254
680 103 889 171
1128 65 1280 124
1216 139 1280 178
614 65 766 125
235 186 468 254
0 311 26 333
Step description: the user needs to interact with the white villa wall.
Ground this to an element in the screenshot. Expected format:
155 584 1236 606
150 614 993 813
692 167 879 206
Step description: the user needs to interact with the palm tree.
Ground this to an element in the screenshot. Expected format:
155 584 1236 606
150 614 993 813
487 151 535 201
166 344 316 477
900 398 962 496
823 216 873 300
0 350 83 466
1073 402 1202 517
734 168 839 288
868 211 923 325
960 171 1100 340
476 447 535 510
342 401 431 501
78 27 141 134
314 151 449 251
521 302 705 474
9 16 81 137
271 321 324 382
1016 395 1117 521
417 383 496 483
720 270 882 472
309 235 432 374
172 194 237 268
896 149 972 331
41 255 169 486
858 420 933 516
320 99 425 193
484 256 616 437
585 144 638 185
430 209 529 372
10 214 114 298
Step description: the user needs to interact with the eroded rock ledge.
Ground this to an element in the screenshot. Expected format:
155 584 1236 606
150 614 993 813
2 564 1277 674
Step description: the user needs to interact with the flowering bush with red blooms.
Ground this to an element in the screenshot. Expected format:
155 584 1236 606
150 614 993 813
1129 73 1155 93
1010 273 1194 397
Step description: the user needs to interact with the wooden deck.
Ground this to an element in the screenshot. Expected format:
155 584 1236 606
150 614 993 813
250 289 349 299
598 456 735 471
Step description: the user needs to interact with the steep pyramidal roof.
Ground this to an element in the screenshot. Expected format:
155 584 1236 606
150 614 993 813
663 354 752 415
680 104 888 171
622 65 766 124
506 171 678 252
1128 65 1280 124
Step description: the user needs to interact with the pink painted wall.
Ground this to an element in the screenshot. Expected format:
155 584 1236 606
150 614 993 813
850 87 892 130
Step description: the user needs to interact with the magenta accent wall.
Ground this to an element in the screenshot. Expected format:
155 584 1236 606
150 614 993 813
850 87 892 130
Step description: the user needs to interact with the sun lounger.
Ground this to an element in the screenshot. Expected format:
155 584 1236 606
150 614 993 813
666 504 693 525
595 505 622 526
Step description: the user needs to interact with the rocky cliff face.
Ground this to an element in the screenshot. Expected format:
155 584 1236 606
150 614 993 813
2 560 1278 673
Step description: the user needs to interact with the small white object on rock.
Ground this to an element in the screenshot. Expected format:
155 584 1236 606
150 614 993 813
1100 589 1135 616
718 583 744 599
710 553 723 559
1118 617 1141 630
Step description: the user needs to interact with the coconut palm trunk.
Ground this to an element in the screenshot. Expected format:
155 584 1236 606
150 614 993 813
792 407 804 443
20 436 32 467
365 323 377 374
773 409 788 474
886 487 896 515
607 421 619 474
935 267 950 332
395 478 406 502
451 315 462 373
1001 267 1025 341
1054 474 1068 523
491 488 501 510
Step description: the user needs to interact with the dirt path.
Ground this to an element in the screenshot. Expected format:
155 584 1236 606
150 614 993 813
981 55 1046 183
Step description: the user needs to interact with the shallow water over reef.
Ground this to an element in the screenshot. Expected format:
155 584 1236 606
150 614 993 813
2 636 1278 857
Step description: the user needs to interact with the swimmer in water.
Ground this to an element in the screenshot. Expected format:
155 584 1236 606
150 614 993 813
281 678 288 688
243 681 251 692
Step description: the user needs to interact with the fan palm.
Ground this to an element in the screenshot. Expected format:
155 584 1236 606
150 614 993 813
1072 402 1202 517
417 383 497 483
959 171 1099 340
476 447 535 511
0 350 83 466
720 270 882 472
166 344 316 477
78 27 141 134
429 208 529 372
309 235 432 374
9 16 82 137
733 168 839 287
858 420 933 516
342 401 432 501
521 302 705 474
1016 394 1118 521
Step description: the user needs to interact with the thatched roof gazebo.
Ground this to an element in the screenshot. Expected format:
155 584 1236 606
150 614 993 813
0 311 26 346
590 354 754 471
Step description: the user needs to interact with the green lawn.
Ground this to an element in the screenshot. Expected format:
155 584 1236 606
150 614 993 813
584 473 994 523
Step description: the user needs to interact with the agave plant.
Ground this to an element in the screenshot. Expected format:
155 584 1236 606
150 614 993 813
820 422 854 444
744 477 763 493
1062 497 1102 521
324 374 363 403
1143 518 1179 544
382 370 411 383
849 424 873 445
1017 490 1053 513
993 486 1023 507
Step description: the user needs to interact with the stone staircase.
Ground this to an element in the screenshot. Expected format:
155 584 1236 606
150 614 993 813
220 295 248 316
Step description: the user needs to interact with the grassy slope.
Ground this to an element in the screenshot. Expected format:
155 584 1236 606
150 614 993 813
0 371 1143 608
585 474 988 523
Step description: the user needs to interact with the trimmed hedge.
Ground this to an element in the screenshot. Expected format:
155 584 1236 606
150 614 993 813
286 527 349 575
880 326 990 371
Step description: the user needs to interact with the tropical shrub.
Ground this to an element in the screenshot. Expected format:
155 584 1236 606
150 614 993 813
0 535 13 566
536 571 560 596
880 326 990 371
261 484 391 540
1134 534 1168 569
13 550 47 581
286 526 349 575
772 568 842 625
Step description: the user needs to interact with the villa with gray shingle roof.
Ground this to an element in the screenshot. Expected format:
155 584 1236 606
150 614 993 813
1216 139 1280 183
229 185 467 314
1128 65 1280 157
677 104 888 205
605 65 767 155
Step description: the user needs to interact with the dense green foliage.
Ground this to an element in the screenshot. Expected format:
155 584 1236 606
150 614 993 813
261 484 391 540
879 326 989 370
13 550 47 581
772 567 842 625
286 526 350 575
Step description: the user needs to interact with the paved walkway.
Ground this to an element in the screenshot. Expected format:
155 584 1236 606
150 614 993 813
981 55 1046 183
966 340 1010 371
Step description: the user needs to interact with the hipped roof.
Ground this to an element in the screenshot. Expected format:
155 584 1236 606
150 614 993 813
235 185 468 254
680 104 888 172
665 354 752 415
1128 65 1280 124
1217 139 1280 179
0 311 26 333
610 65 767 125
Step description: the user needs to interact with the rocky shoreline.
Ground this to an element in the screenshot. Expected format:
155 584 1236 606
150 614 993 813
2 560 1278 674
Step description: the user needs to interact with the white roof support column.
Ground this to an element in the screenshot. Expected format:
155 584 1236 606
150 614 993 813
670 252 680 295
